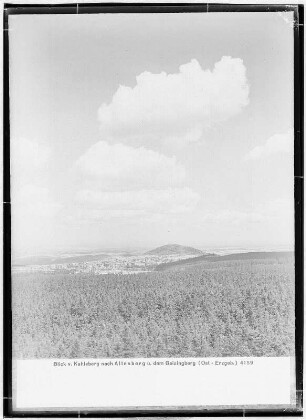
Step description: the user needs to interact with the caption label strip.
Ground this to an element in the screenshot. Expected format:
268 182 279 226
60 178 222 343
15 357 291 409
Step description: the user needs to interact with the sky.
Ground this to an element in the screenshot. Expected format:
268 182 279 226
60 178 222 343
9 11 295 255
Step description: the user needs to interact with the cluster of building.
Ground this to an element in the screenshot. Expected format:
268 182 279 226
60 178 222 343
13 253 199 275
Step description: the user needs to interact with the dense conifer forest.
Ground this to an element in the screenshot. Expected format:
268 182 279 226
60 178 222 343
13 257 295 358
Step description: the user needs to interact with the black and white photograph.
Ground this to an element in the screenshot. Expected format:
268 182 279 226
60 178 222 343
5 3 303 414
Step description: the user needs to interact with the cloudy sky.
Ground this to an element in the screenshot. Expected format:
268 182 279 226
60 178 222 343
9 11 295 255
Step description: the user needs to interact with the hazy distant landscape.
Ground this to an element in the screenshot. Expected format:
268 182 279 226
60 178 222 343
12 245 295 359
12 244 212 275
12 244 292 276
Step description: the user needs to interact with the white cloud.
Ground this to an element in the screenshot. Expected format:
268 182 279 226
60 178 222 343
98 56 249 149
244 129 293 161
71 56 250 227
75 187 200 219
74 141 186 191
72 141 200 222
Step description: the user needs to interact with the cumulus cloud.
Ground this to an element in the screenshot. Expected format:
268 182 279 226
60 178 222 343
74 141 186 191
75 188 200 218
72 141 200 221
73 56 250 224
98 56 249 149
244 129 293 161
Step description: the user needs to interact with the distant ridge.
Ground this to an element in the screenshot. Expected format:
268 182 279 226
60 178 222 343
13 253 109 267
145 244 204 256
155 251 294 271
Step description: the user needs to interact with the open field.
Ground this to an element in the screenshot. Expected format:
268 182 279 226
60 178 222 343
12 257 295 358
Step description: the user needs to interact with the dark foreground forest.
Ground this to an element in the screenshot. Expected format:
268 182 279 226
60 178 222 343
12 257 295 358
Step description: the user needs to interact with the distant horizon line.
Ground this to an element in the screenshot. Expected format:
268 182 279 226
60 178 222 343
13 243 294 259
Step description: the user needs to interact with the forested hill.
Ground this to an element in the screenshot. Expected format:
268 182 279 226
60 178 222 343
145 244 204 256
155 251 294 271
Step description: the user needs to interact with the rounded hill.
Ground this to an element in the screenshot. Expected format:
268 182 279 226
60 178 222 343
145 244 203 256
